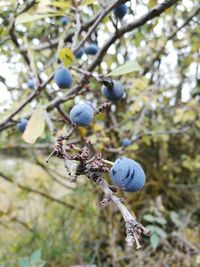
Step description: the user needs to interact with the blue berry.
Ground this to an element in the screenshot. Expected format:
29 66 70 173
85 43 99 55
75 47 84 59
101 80 124 102
114 4 128 19
110 158 146 192
86 101 94 110
121 138 131 147
16 118 28 133
28 80 35 89
70 103 94 126
61 16 68 26
54 67 73 89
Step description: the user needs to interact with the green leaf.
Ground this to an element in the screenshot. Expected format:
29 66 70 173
15 12 64 25
150 233 159 250
35 262 46 267
58 48 74 67
154 226 167 238
143 214 156 223
155 217 167 225
30 249 41 264
18 258 30 267
106 60 142 77
146 225 156 232
170 211 182 227
23 105 46 144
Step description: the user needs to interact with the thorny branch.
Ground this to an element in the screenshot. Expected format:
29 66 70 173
46 136 150 248
96 177 151 248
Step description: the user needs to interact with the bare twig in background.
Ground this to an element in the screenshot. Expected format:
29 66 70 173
88 0 180 71
143 6 200 74
0 172 76 210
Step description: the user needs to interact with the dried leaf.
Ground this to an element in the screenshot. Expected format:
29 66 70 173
23 105 45 144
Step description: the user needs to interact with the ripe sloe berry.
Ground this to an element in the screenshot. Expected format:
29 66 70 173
61 16 68 26
121 138 131 147
54 67 73 89
75 47 84 59
114 4 128 19
16 118 28 133
110 157 146 192
70 102 94 126
101 80 124 102
85 43 99 55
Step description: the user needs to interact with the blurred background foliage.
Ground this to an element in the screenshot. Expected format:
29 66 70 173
0 0 200 266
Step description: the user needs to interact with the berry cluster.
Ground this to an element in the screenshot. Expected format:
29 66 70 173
13 2 152 249
16 2 145 194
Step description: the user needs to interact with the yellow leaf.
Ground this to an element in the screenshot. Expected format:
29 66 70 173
133 77 149 92
195 120 200 129
50 1 71 9
77 127 87 138
97 143 104 151
173 108 184 124
127 143 139 151
130 101 142 114
148 0 157 8
23 105 45 144
142 135 151 146
182 109 196 123
58 47 74 67
82 0 98 5
92 123 103 133
101 137 110 144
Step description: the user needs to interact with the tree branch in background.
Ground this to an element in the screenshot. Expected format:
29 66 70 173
0 0 179 132
88 0 180 71
143 6 200 74
0 172 76 210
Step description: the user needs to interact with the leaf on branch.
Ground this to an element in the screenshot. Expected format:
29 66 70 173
18 258 29 267
143 214 155 223
154 226 167 238
15 12 64 25
82 0 98 5
106 60 142 77
155 216 167 225
23 105 46 144
50 1 71 9
150 232 159 250
58 48 74 67
30 249 41 264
